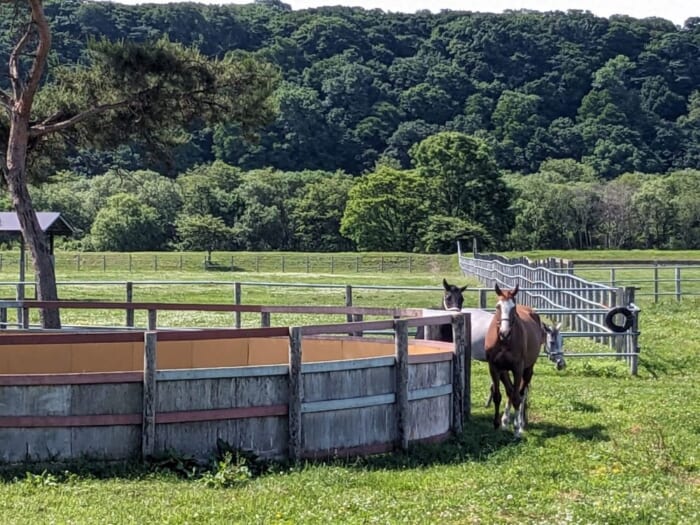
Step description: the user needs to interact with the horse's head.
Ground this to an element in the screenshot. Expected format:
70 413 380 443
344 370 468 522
494 283 519 341
543 322 566 370
442 278 467 311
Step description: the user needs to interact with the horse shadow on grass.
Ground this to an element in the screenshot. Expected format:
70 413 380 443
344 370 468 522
334 413 609 472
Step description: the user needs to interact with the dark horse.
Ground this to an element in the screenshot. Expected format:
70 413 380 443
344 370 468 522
415 278 468 341
484 283 545 438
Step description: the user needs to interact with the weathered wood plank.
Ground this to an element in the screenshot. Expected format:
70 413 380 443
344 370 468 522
408 361 451 390
302 366 394 403
407 396 451 441
301 355 394 374
302 393 395 414
302 405 396 453
157 365 288 381
394 319 409 451
408 384 452 401
452 313 466 430
0 372 142 386
142 331 157 459
156 405 287 423
156 375 289 412
288 327 302 462
69 383 142 415
155 417 288 460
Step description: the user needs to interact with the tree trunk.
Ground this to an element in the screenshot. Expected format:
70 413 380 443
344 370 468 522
4 110 61 329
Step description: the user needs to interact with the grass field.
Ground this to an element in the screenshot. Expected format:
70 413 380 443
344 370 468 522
0 251 699 524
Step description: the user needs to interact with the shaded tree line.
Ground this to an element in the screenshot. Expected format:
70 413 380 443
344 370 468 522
14 132 700 253
2 0 699 178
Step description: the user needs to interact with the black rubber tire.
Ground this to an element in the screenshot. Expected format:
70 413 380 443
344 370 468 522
604 306 634 333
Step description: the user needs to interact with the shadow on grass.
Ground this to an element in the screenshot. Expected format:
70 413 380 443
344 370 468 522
0 417 610 481
327 414 609 471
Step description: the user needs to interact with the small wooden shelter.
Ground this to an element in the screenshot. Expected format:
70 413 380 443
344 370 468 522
0 211 76 295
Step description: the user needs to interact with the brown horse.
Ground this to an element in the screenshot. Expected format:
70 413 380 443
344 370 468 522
484 283 545 437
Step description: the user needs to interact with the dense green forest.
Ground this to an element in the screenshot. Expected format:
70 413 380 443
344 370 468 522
1 1 699 252
2 0 699 177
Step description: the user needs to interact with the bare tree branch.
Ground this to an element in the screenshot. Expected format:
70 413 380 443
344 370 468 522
22 0 52 109
8 22 32 100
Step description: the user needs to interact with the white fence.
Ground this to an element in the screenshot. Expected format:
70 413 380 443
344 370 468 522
457 248 640 375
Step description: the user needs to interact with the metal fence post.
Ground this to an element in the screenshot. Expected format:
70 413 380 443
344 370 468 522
623 287 637 372
653 263 659 303
675 266 682 301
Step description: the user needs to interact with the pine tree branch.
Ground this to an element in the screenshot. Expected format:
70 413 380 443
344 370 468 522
29 99 132 137
0 89 11 110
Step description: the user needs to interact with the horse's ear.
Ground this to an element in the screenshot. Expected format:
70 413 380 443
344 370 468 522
460 285 468 292
513 283 519 296
494 283 502 296
555 322 562 331
543 323 552 333
443 278 450 290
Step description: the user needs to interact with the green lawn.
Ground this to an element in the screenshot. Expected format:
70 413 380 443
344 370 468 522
0 252 698 524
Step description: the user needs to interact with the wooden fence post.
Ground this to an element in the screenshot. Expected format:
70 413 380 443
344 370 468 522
142 331 157 460
451 314 466 432
479 288 488 309
345 285 353 324
675 267 682 301
234 282 242 328
125 282 134 327
147 309 157 331
394 319 409 451
288 327 303 462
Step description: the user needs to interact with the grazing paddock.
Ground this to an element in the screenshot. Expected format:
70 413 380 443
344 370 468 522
0 252 698 523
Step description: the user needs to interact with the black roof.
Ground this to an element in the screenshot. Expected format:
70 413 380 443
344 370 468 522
0 212 76 236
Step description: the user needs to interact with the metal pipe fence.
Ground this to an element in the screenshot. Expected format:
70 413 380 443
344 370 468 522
457 248 641 375
559 263 700 302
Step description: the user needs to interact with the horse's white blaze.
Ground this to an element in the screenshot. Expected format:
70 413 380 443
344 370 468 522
497 297 516 338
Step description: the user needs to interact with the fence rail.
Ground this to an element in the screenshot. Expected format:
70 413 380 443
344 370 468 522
457 246 640 374
563 264 700 302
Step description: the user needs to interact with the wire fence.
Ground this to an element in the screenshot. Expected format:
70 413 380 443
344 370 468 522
0 252 456 275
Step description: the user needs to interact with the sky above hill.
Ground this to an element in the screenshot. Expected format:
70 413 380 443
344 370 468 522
110 0 696 28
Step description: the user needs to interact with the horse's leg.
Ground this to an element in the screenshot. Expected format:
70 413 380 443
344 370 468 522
488 365 502 430
511 364 525 438
519 366 534 430
500 371 515 430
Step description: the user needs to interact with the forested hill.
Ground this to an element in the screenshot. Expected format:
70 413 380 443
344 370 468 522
5 0 700 177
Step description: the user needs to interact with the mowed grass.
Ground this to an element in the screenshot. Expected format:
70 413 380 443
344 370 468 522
0 252 699 524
